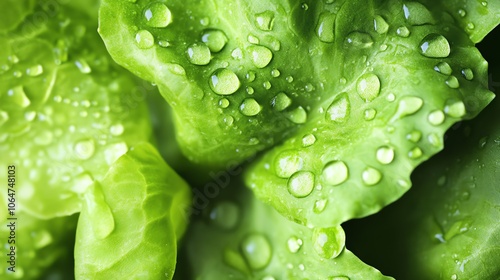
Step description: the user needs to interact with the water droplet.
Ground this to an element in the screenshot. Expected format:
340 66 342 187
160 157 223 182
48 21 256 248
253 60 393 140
396 26 410 37
263 81 271 90
248 34 260 44
444 99 466 118
434 62 452 75
408 147 423 159
287 236 303 253
275 151 303 178
135 30 155 49
104 142 128 165
374 15 389 34
376 146 395 164
7 86 31 108
356 73 381 102
298 264 305 271
8 55 19 64
144 3 172 28
314 199 328 213
312 226 345 259
302 134 316 147
316 13 335 43
26 64 44 77
419 34 450 58
271 68 280 77
24 111 36 121
427 133 441 147
75 59 91 74
288 171 315 198
446 76 460 89
458 9 466 17
240 98 262 116
326 92 350 122
392 96 423 120
286 76 294 83
364 108 377 121
240 234 272 270
186 43 211 65
286 106 307 124
210 68 240 95
345 32 373 48
301 3 309 10
428 110 445 125
246 86 255 95
461 68 474 80
84 182 115 239
248 45 273 68
387 93 396 102
402 2 435 25
322 161 349 186
255 11 275 31
407 130 422 142
74 138 95 160
219 98 230 108
246 71 256 82
362 167 382 185
210 201 239 230
222 115 234 126
109 124 124 136
305 83 315 92
201 29 228 52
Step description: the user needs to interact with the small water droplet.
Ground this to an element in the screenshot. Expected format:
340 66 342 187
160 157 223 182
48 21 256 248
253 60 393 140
240 98 262 116
467 22 475 30
313 199 328 213
75 59 91 74
287 236 303 253
240 234 272 270
461 68 474 80
376 146 395 164
263 81 272 89
362 167 382 185
302 134 316 147
84 182 115 239
26 64 44 77
201 29 228 52
326 92 350 122
144 3 172 28
286 106 307 124
301 3 309 10
219 98 230 108
396 26 410 37
316 13 336 43
246 71 256 82
364 108 377 121
186 43 211 65
271 92 292 111
428 133 441 147
286 76 294 83
419 33 450 58
446 76 460 89
312 226 345 259
444 99 466 118
210 68 240 95
209 201 239 230
275 151 303 178
345 32 373 48
356 73 381 102
135 30 155 49
392 96 423 120
406 130 422 142
248 34 260 44
246 86 255 94
288 171 315 198
458 9 466 17
374 15 389 34
271 68 280 77
74 138 95 160
322 161 349 186
408 147 423 159
248 45 273 68
434 62 452 75
255 11 275 31
428 110 445 125
109 124 124 136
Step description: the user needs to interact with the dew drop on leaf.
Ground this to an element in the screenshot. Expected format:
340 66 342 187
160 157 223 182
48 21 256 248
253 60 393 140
74 138 96 160
445 75 460 88
444 99 466 118
135 30 155 49
201 29 228 52
255 11 275 31
287 236 303 253
274 151 303 178
239 98 262 116
345 32 373 48
326 92 350 122
209 201 239 230
419 33 450 58
391 96 423 120
428 110 445 125
322 161 349 186
313 199 328 213
396 26 410 37
434 62 452 75
186 43 211 65
362 167 382 185
143 3 172 28
26 64 43 77
356 73 381 102
240 234 272 270
302 134 316 147
286 106 307 124
312 226 345 259
316 13 335 43
461 68 474 80
248 45 273 68
7 86 31 108
288 171 315 198
374 15 389 34
408 147 423 159
376 146 395 164
209 68 241 95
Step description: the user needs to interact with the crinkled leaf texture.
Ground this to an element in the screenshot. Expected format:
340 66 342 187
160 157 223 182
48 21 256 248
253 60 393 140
183 181 391 280
99 0 496 227
75 142 191 280
0 2 152 218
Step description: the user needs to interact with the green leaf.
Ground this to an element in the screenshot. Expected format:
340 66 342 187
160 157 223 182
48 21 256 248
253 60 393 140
0 0 35 33
182 181 391 280
0 2 152 218
99 0 494 227
75 142 191 280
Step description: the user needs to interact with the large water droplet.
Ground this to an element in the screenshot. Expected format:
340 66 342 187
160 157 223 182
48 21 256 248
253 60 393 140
428 110 445 125
434 62 452 75
446 76 460 89
374 15 389 34
408 147 423 159
74 138 95 160
135 30 155 49
362 167 382 185
326 92 350 123
316 13 335 43
396 26 410 37
109 124 124 136
419 34 450 58
322 161 349 186
186 43 211 65
391 96 423 120
286 106 307 124
271 92 292 111
312 226 345 259
274 151 303 178
302 134 316 147
26 64 44 77
201 29 228 52
255 11 275 31
210 68 240 95
287 236 303 253
402 2 435 25
240 98 262 116
84 182 115 239
345 32 373 48
406 130 422 142
144 3 172 28
210 201 239 230
248 45 273 68
444 99 466 118
376 146 395 164
288 171 315 198
240 234 272 270
356 73 381 102
364 108 377 121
